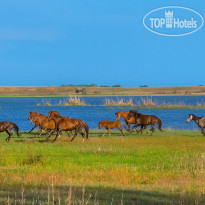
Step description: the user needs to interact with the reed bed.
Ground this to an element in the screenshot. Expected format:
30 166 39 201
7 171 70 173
104 97 205 109
137 97 205 109
37 96 86 106
105 98 133 106
57 96 86 106
37 99 52 106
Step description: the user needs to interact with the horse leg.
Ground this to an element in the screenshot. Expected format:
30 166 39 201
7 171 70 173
38 128 44 137
124 122 127 129
34 128 41 138
80 131 85 142
134 125 142 134
66 131 72 137
52 130 61 143
46 129 56 140
28 124 38 133
108 129 111 137
130 124 139 133
138 127 144 134
77 126 85 142
201 127 205 136
132 125 140 134
102 129 107 137
150 125 155 136
46 130 50 137
5 130 13 141
118 127 125 136
70 130 78 142
139 125 147 134
145 126 153 134
124 122 129 131
127 122 130 130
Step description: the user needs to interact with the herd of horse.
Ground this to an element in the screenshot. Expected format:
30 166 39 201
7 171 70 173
0 110 205 142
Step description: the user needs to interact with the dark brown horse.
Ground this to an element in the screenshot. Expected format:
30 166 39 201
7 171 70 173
115 111 136 130
98 120 125 136
186 114 205 135
128 110 163 135
48 111 89 142
0 121 20 141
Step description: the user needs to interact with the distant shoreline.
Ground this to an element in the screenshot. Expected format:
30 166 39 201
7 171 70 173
0 86 204 97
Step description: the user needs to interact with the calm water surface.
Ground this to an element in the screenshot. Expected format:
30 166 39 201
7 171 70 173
0 96 205 131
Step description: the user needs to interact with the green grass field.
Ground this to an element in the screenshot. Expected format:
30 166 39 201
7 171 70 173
1 130 205 204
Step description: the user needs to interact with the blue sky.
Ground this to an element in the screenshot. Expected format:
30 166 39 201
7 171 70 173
0 0 204 87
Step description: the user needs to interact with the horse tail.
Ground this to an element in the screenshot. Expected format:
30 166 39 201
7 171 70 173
13 124 20 136
158 119 163 132
82 121 89 139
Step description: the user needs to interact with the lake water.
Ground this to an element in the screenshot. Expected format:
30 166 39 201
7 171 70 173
0 96 205 131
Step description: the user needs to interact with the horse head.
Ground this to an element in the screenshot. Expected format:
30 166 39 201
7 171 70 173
28 112 35 120
186 114 195 123
28 112 40 120
48 111 55 122
128 110 139 120
98 122 102 129
30 117 36 124
115 111 121 121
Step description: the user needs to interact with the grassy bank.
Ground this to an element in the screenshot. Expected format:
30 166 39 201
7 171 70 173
0 86 205 96
1 130 205 204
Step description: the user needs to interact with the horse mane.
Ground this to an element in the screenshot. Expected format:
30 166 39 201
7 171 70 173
50 110 60 115
135 113 143 116
130 110 139 113
190 114 197 118
129 110 139 117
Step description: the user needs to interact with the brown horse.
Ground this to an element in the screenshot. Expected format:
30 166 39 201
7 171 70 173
115 111 136 130
46 110 75 139
30 116 56 138
0 121 20 141
27 112 47 133
98 120 125 136
48 111 89 142
115 110 147 132
186 114 205 135
128 110 163 135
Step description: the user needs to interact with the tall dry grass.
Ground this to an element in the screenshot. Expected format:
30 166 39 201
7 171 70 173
105 98 133 106
138 97 205 109
37 96 86 106
58 96 86 106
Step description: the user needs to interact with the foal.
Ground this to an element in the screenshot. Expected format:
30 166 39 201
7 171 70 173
0 121 20 141
98 120 125 136
186 114 205 135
